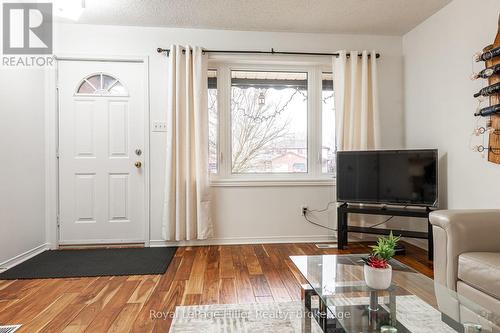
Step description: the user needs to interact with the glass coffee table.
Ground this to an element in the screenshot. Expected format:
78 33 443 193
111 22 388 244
290 254 500 333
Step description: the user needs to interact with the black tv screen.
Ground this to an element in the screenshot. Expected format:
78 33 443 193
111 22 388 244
336 149 438 207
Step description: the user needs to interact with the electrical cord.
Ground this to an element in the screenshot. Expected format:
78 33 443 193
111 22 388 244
306 201 336 213
303 209 337 231
367 216 395 228
303 202 401 231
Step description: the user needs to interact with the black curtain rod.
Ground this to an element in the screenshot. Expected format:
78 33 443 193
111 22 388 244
156 47 380 58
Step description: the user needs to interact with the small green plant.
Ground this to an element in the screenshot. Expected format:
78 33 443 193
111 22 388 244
362 231 400 269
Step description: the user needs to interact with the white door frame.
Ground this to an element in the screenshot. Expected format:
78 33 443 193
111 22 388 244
45 54 151 248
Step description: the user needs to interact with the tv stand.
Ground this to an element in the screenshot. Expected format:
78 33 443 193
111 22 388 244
337 203 434 260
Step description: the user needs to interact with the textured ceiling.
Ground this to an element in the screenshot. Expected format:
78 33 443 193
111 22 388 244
72 0 452 36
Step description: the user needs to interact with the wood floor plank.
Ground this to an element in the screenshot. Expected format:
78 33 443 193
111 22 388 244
77 277 113 303
127 275 160 304
0 279 66 324
231 246 256 304
264 244 302 300
284 259 309 285
276 265 302 301
18 280 77 322
201 245 220 304
0 280 16 291
219 278 237 304
156 256 181 292
17 293 79 333
219 246 234 279
255 296 274 303
183 293 201 305
0 299 18 312
174 247 186 257
106 303 142 333
61 276 128 333
38 278 112 333
252 244 268 258
185 247 208 294
263 244 288 270
65 278 98 293
152 280 185 333
129 291 167 333
0 279 42 301
82 279 141 333
255 249 291 302
242 245 263 275
249 274 272 298
173 249 197 281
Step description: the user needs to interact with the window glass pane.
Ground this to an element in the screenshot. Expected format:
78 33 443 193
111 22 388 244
86 74 101 90
322 72 335 174
102 74 117 90
78 81 94 94
231 70 308 174
108 82 126 95
208 70 218 173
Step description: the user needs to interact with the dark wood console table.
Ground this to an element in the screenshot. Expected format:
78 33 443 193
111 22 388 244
337 203 434 260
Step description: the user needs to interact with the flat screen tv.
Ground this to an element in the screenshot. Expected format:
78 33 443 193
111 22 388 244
336 149 438 207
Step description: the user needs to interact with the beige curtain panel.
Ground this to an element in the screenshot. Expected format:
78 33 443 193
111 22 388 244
334 50 380 151
163 45 213 241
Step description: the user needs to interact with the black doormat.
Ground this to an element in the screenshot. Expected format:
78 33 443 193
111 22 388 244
0 247 177 280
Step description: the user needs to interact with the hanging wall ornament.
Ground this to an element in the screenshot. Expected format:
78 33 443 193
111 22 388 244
472 15 500 161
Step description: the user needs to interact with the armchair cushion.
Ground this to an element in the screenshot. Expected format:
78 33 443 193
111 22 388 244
458 252 500 300
430 210 500 290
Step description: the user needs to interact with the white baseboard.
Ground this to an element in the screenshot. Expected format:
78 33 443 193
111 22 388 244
58 239 146 245
149 235 338 247
0 243 50 273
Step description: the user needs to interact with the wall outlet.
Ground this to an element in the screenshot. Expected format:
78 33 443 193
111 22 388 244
301 205 308 216
152 121 167 132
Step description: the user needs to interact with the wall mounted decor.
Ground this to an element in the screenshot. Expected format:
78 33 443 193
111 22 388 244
476 16 500 163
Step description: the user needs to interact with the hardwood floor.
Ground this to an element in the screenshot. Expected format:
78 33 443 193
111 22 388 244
0 242 432 333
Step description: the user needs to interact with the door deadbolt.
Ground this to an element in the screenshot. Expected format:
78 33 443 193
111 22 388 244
135 149 142 156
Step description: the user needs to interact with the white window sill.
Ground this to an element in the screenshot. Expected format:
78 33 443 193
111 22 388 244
210 178 336 187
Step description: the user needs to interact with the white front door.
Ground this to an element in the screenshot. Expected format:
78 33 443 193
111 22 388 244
58 59 147 245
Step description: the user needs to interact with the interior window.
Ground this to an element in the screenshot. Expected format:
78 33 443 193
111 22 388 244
207 62 336 182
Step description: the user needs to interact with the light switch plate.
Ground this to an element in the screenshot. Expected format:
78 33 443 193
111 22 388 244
152 121 167 132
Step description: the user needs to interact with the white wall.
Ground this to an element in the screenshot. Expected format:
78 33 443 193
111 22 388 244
403 0 500 209
0 69 46 266
53 24 405 244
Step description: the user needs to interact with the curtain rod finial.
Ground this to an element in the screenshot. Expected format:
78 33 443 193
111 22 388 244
157 48 170 56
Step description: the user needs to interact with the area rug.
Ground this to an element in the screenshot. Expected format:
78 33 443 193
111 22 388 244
0 247 177 279
168 295 456 333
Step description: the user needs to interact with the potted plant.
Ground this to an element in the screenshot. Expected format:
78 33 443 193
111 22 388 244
362 232 400 290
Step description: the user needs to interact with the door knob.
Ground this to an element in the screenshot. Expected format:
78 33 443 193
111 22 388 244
135 161 142 168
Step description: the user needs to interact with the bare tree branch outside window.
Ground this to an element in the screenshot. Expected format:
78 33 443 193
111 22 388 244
230 84 307 173
207 70 335 175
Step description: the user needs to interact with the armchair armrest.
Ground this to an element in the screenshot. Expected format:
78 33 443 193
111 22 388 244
430 210 500 290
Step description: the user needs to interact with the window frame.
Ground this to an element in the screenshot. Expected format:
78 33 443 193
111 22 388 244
208 56 335 187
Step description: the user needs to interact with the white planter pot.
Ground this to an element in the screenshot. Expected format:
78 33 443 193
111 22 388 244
364 264 392 290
